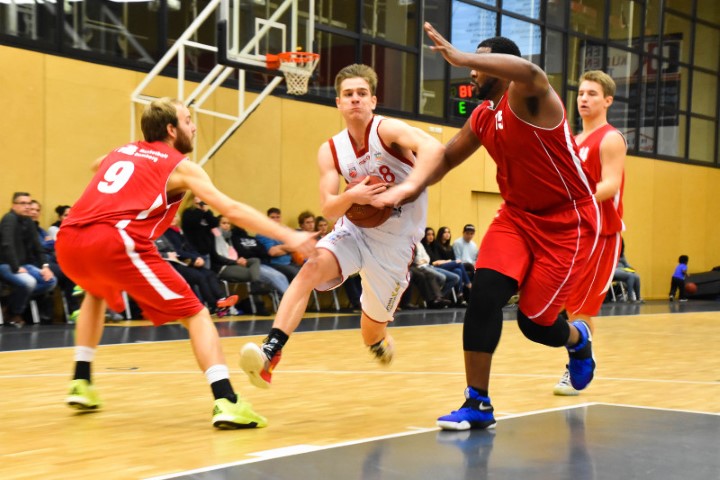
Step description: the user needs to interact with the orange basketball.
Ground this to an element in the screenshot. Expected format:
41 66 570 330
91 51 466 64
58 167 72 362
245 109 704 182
344 176 393 228
685 282 698 295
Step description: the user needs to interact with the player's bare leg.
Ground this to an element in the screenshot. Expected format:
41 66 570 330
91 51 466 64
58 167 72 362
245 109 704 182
241 249 341 388
181 309 267 429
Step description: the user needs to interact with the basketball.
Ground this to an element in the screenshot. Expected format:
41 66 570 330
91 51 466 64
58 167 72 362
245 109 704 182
344 176 393 228
685 282 698 295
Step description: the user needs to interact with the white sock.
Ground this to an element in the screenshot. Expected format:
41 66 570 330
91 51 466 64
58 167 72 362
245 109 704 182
204 364 229 385
74 346 96 363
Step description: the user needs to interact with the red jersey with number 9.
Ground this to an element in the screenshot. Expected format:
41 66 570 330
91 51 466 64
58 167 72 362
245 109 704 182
63 141 186 242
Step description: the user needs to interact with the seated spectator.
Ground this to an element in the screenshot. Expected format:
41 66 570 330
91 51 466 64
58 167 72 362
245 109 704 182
423 227 469 305
156 215 237 315
414 241 459 300
452 224 478 278
231 226 290 296
0 192 57 326
181 194 218 262
212 216 262 284
47 204 70 241
29 200 80 320
292 210 316 265
614 240 643 303
315 216 330 238
256 207 301 282
406 247 452 309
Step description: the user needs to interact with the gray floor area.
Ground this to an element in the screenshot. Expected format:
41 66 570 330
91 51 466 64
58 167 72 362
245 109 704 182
151 404 720 480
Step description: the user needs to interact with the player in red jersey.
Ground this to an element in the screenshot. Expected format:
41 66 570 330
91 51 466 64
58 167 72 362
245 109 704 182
554 70 627 396
56 98 316 429
377 23 599 431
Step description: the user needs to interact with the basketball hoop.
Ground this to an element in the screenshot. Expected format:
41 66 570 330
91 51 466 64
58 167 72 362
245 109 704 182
266 51 320 95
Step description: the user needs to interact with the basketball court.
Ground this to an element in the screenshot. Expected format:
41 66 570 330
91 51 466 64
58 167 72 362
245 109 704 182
1 301 718 479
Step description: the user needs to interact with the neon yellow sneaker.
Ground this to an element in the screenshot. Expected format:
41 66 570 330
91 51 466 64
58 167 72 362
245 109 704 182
66 379 102 410
212 397 268 429
68 310 80 324
72 285 85 297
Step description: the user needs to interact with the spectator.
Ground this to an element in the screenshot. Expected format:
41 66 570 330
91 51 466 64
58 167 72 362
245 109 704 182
181 194 218 260
0 192 57 326
669 254 689 302
292 211 316 265
256 208 301 282
425 226 471 305
156 214 238 315
406 247 452 309
414 240 459 300
29 200 80 320
453 224 479 277
314 216 330 238
47 204 70 241
231 226 290 296
613 242 643 303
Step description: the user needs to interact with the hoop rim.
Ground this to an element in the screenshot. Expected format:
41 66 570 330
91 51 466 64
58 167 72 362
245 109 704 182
279 51 319 62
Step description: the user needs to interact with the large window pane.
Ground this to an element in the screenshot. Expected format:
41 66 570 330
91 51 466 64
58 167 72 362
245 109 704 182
316 0 356 30
698 1 720 24
545 0 568 28
502 0 541 20
570 0 606 38
545 29 565 96
0 1 58 44
664 0 692 16
644 0 662 37
421 0 450 117
694 24 720 71
689 117 716 163
311 31 357 98
501 16 541 64
636 78 658 154
362 0 416 46
450 1 496 53
663 13 692 65
567 36 597 90
691 71 718 118
607 47 640 99
657 113 686 157
607 99 632 140
361 46 416 113
608 0 643 48
62 1 161 65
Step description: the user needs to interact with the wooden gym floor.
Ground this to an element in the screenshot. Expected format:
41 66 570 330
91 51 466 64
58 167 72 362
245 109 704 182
0 300 718 479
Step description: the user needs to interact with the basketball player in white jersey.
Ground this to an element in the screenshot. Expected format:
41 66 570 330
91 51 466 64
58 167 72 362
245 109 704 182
240 64 445 390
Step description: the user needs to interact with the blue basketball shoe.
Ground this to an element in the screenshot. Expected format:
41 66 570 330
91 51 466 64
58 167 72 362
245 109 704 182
566 320 595 390
437 387 496 431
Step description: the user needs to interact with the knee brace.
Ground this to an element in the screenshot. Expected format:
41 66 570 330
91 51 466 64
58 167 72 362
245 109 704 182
463 269 518 353
516 310 570 347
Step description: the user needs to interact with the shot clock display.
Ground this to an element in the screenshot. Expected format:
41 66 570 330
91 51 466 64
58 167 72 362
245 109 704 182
449 82 481 120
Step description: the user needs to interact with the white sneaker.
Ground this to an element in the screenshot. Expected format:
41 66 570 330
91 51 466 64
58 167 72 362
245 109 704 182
553 368 580 396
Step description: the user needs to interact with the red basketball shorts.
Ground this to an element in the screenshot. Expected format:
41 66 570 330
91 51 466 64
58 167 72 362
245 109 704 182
56 224 204 326
476 200 598 326
565 232 621 317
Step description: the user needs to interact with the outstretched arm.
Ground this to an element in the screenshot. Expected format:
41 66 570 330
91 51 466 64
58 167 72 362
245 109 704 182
374 117 479 208
424 22 562 127
168 160 317 257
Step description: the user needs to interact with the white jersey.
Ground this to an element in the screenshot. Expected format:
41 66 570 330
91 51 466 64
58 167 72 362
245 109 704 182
329 115 427 243
317 115 428 322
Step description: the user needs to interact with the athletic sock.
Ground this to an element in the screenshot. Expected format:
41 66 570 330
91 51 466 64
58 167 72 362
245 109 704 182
206 365 237 402
73 361 91 381
262 328 289 360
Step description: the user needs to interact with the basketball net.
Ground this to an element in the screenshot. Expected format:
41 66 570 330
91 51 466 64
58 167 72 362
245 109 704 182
267 51 320 95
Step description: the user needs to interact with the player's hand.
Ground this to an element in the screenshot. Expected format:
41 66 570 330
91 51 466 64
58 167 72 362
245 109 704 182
282 230 319 259
424 22 468 67
371 182 421 209
347 176 388 205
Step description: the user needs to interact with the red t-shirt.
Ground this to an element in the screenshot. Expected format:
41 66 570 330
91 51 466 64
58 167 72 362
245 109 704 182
576 123 625 235
470 93 596 212
64 141 186 242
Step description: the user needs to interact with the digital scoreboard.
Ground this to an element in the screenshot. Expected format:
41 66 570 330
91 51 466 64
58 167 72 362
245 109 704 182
449 82 480 120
